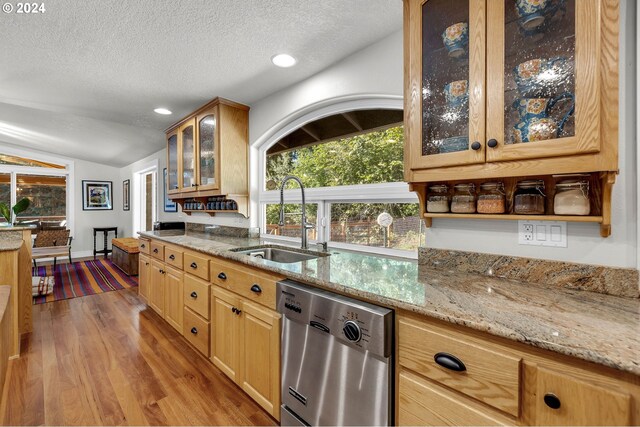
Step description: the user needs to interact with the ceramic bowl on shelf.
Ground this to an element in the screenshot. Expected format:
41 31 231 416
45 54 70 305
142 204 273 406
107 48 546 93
515 0 551 30
444 80 469 107
513 57 569 96
441 22 469 58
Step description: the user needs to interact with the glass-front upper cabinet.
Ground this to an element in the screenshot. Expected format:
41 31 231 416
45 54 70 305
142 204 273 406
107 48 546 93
406 0 486 170
406 0 605 171
167 130 180 194
197 109 219 191
486 0 600 162
180 118 197 192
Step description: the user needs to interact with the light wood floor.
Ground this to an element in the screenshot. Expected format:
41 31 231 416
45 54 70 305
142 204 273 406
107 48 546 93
1 288 277 426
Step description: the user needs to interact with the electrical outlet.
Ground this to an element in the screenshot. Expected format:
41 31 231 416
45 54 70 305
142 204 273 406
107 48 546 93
518 220 567 247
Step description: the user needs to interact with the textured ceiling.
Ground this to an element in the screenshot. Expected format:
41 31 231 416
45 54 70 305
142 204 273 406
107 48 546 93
1 0 402 166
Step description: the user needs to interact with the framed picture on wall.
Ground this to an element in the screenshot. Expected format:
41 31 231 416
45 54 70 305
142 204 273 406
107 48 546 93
82 180 113 210
163 168 177 212
123 179 130 211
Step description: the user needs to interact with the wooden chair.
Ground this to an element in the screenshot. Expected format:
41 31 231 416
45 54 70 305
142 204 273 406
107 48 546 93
32 229 73 271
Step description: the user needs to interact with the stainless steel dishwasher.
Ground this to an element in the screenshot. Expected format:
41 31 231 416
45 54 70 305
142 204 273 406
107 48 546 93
277 279 393 426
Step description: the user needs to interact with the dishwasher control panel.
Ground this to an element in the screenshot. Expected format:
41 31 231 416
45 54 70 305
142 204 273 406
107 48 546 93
277 279 393 358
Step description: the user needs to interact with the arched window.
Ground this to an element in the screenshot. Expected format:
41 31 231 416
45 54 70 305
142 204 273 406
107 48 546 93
258 105 425 257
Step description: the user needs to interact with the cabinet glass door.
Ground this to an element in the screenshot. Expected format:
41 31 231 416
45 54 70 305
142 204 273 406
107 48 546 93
486 0 600 162
198 113 218 190
181 120 196 191
407 0 485 170
167 132 179 193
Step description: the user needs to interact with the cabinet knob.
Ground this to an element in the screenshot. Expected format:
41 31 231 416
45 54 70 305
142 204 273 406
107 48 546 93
145 262 149 266
159 269 164 274
169 254 175 260
218 272 227 280
190 291 198 299
235 309 242 315
232 307 237 313
471 141 482 151
544 393 561 410
140 244 146 248
250 284 262 294
487 138 498 148
190 262 198 269
153 248 158 253
434 352 466 372
190 327 198 335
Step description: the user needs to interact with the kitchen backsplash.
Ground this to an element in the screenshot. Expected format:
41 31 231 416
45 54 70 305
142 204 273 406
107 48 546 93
419 247 639 298
186 223 260 238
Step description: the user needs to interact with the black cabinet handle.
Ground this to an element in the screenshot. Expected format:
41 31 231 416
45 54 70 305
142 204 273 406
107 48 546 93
235 309 242 315
434 352 466 372
487 138 498 148
232 307 237 313
145 262 149 266
140 243 146 248
471 141 481 151
190 262 198 269
544 393 561 410
153 248 158 253
190 327 198 335
218 272 227 280
169 254 175 260
191 184 197 187
159 269 164 274
190 291 198 299
250 284 262 294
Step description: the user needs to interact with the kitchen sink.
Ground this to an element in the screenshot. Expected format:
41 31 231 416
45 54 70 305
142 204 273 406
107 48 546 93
232 245 329 264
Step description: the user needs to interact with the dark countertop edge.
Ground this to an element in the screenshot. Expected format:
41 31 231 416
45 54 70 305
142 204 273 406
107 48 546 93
138 231 640 376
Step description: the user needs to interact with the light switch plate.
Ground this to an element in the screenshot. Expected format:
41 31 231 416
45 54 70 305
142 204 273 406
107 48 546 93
518 220 567 247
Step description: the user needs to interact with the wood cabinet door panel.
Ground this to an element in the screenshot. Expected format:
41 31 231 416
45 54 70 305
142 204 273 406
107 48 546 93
138 254 150 303
534 366 631 426
164 266 183 332
241 301 281 420
398 370 509 426
149 260 165 316
211 287 242 383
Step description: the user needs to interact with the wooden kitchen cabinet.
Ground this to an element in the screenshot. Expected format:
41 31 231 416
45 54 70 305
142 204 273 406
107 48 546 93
164 266 184 332
403 0 619 236
138 253 150 303
149 259 165 316
397 311 640 426
165 97 250 216
211 285 281 420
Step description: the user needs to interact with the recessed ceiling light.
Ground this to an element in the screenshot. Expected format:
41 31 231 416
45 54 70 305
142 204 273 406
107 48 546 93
271 54 297 68
154 108 172 115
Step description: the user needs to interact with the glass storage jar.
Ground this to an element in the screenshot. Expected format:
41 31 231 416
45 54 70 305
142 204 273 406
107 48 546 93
426 184 450 213
554 180 590 215
514 180 546 214
477 182 506 214
451 183 476 213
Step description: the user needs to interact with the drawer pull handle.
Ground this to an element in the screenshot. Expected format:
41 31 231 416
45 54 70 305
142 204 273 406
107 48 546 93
232 307 237 313
169 254 175 260
190 291 198 299
544 393 561 410
434 352 466 372
190 327 198 335
153 248 158 253
145 262 149 266
190 262 198 269
140 244 146 248
250 284 262 294
235 309 242 316
218 272 227 280
487 138 498 148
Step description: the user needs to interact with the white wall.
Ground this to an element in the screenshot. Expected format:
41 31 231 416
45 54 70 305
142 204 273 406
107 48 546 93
247 13 638 269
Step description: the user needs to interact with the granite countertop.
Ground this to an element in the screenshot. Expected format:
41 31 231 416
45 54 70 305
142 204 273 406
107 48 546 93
140 230 640 376
0 229 26 251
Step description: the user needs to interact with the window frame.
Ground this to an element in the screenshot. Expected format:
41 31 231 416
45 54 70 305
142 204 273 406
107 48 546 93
256 97 422 258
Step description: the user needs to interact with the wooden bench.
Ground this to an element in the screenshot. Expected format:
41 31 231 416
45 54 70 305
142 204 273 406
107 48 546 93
112 238 139 276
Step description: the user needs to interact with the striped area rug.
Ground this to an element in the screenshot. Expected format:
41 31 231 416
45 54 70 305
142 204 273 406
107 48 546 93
32 259 138 305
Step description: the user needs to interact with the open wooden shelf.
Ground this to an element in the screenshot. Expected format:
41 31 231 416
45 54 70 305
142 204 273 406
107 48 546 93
182 209 241 216
413 171 616 237
173 194 249 217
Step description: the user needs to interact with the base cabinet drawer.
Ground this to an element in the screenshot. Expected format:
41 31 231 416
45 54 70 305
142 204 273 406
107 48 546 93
150 242 164 260
533 366 632 426
398 316 521 416
184 251 209 280
184 275 211 320
183 307 210 357
164 246 184 269
138 239 150 255
398 370 510 426
210 258 281 310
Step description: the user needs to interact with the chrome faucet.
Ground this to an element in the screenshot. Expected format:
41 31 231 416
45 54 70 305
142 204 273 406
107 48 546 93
278 175 315 250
